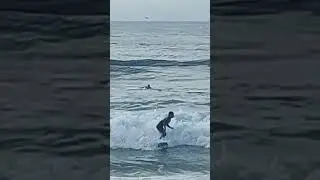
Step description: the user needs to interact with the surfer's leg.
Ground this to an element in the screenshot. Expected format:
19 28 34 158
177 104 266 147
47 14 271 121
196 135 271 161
159 130 165 139
159 131 166 139
156 124 162 133
163 132 166 138
157 124 165 139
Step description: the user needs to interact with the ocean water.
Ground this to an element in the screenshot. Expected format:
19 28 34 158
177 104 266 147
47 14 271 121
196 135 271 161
213 1 320 179
110 21 210 179
0 8 107 180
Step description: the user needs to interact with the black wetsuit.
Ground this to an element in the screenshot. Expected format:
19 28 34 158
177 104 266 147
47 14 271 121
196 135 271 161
156 117 173 139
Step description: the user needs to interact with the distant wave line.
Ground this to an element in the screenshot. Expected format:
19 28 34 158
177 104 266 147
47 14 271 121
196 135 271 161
111 59 210 67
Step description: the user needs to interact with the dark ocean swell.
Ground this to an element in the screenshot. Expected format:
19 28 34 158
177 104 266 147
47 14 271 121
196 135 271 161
0 11 107 59
0 0 108 15
0 128 107 156
0 7 108 180
212 1 320 180
111 59 210 67
212 0 320 16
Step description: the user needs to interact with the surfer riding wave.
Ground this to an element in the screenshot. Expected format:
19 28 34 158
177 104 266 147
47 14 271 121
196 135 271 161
156 111 174 139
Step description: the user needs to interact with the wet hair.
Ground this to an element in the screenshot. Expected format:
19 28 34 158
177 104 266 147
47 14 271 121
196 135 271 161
168 111 174 117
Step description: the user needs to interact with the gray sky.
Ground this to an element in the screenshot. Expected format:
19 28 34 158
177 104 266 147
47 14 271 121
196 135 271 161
111 0 209 21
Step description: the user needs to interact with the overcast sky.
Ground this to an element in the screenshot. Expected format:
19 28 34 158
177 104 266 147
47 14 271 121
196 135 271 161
111 0 209 21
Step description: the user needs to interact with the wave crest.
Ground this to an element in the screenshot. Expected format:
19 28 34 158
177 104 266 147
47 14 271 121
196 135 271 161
111 109 210 150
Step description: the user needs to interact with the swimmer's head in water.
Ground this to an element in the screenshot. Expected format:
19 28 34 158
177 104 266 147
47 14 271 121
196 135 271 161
168 111 174 118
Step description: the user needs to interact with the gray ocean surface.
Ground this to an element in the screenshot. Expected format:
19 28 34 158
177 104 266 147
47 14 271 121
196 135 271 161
213 1 320 179
110 21 210 179
0 7 108 180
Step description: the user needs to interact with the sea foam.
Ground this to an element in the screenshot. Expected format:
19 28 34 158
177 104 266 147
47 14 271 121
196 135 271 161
111 108 210 150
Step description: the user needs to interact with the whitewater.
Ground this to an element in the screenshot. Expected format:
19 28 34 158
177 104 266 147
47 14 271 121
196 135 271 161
111 109 210 150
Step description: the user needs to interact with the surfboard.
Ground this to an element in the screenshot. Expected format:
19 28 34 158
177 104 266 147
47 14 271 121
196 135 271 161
157 142 168 149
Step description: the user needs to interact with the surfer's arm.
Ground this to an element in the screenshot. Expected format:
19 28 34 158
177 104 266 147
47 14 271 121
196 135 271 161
167 124 173 129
